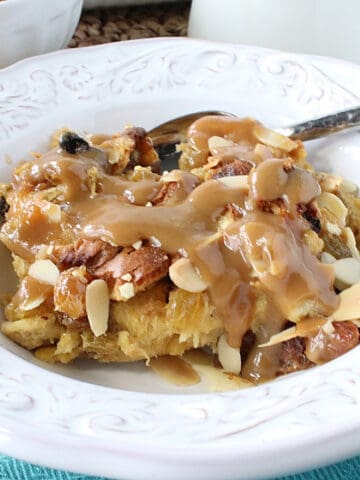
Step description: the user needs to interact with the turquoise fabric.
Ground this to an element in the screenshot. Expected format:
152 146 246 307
0 454 359 479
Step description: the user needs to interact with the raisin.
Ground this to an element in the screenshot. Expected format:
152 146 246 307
279 336 314 374
306 321 359 363
55 311 89 331
302 209 321 234
0 196 9 226
59 132 90 155
241 330 256 363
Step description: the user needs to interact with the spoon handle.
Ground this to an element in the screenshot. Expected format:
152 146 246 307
277 106 360 141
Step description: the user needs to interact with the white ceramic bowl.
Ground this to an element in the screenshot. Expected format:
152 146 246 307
0 0 83 68
1 38 360 480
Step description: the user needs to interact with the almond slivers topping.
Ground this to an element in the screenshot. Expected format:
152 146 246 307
217 175 249 190
169 257 208 293
317 192 348 227
334 257 360 287
208 135 233 154
28 259 60 285
333 282 360 321
85 279 110 337
217 333 241 374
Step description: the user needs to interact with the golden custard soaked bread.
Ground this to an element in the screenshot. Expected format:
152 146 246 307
1 117 360 385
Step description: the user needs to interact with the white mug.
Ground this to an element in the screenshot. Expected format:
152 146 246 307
188 0 360 64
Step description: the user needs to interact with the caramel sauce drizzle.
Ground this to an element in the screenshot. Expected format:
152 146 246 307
2 116 339 381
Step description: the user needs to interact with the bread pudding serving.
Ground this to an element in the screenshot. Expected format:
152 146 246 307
1 115 360 386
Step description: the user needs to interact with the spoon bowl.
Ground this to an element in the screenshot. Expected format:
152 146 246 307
148 106 360 169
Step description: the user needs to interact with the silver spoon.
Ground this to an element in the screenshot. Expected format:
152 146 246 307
148 106 360 169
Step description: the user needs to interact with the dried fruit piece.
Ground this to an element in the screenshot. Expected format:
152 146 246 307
306 321 359 363
279 337 314 374
169 258 208 293
28 259 60 285
54 268 88 320
59 131 90 155
0 195 9 226
302 209 321 234
85 279 110 337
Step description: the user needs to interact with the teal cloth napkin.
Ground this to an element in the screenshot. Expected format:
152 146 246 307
1 454 360 480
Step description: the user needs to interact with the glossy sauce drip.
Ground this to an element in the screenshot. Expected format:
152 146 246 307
250 158 320 205
3 116 339 373
187 116 262 168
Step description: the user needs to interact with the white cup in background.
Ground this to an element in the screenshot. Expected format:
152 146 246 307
0 0 83 68
188 0 360 63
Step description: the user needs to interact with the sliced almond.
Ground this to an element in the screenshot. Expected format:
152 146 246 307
217 175 249 190
21 295 48 311
149 355 200 386
295 317 328 336
208 136 233 154
334 257 360 287
254 143 272 161
217 333 241 375
28 259 60 285
333 282 360 321
342 227 360 258
340 178 358 194
317 192 348 227
259 326 297 347
320 252 336 264
260 317 330 347
192 364 252 392
254 126 298 152
85 279 110 337
169 258 208 293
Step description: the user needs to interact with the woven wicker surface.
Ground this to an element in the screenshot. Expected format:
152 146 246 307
69 1 190 47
